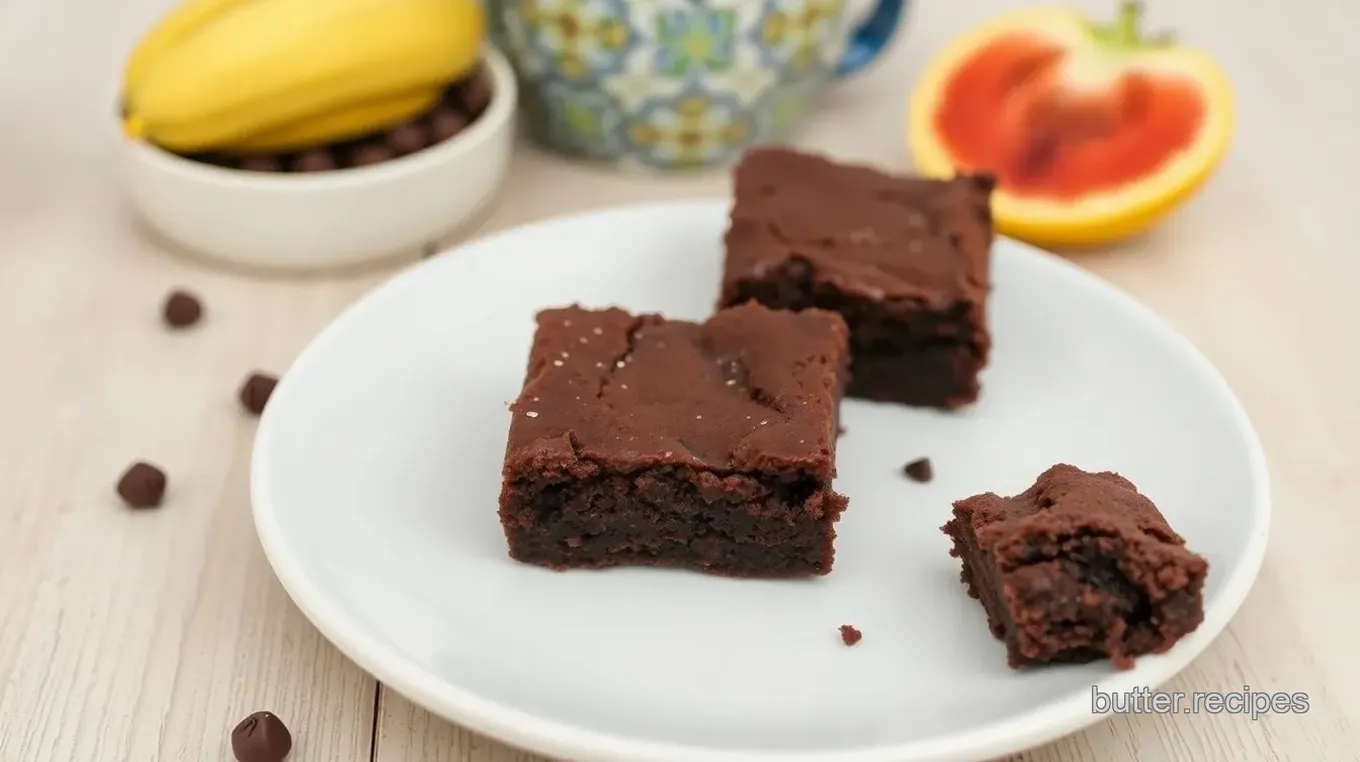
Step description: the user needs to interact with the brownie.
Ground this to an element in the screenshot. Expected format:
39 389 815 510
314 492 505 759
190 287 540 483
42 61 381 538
498 301 851 576
719 147 994 409
941 465 1209 669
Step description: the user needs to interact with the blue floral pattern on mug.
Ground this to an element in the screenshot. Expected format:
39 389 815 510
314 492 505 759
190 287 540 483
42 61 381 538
625 90 752 168
513 0 637 80
752 0 843 75
652 5 738 77
488 0 906 170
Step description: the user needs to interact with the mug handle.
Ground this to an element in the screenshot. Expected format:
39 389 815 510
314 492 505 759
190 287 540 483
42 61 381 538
833 0 907 78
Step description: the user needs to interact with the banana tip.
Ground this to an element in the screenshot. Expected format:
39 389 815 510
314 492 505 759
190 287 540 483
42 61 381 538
123 114 147 141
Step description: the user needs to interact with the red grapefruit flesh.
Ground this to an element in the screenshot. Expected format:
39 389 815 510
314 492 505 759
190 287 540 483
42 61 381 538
934 32 1205 203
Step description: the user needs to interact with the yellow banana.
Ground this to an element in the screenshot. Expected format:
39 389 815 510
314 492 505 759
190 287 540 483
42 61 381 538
221 88 441 153
123 0 265 98
124 0 484 152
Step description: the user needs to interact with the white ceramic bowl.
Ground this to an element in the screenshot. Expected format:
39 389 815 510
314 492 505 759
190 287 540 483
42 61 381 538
119 45 517 272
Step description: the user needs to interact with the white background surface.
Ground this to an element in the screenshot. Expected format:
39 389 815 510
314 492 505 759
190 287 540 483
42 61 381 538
0 0 1357 759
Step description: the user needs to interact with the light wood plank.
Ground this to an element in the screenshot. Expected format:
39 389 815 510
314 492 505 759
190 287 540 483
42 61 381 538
0 0 383 760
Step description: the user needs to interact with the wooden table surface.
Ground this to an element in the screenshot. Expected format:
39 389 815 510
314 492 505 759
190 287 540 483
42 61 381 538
2 0 1358 760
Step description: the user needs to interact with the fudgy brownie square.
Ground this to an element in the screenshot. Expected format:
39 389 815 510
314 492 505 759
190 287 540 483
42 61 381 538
719 147 994 409
498 301 851 577
942 464 1209 669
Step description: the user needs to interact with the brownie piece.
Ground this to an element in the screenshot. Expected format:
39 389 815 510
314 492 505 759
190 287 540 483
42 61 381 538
719 147 994 409
498 301 851 576
941 465 1209 669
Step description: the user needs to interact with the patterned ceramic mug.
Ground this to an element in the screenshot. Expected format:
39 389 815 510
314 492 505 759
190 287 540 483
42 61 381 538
486 0 907 170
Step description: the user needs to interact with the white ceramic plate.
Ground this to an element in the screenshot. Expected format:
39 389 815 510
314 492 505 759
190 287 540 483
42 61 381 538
252 201 1269 762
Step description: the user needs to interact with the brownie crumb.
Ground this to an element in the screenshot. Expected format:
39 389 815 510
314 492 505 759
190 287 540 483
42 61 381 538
230 711 292 762
117 461 167 509
839 624 862 646
161 290 203 329
238 372 279 416
902 457 933 482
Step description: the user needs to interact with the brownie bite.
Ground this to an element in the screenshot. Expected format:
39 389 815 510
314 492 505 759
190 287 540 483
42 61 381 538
498 301 852 576
719 147 994 409
942 465 1209 669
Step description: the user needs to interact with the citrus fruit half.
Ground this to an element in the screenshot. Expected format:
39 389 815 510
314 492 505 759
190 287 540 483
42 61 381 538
908 2 1234 247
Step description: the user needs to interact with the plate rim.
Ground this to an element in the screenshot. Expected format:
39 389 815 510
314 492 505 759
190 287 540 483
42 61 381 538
251 199 1271 762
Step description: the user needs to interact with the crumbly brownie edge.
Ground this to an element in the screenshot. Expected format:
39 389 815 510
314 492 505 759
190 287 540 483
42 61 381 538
944 499 1209 669
500 465 849 576
942 504 1013 644
998 529 1207 669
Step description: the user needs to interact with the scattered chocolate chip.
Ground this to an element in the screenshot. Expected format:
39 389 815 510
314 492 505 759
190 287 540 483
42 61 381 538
349 143 397 167
428 108 467 142
117 461 167 509
902 457 933 483
292 150 336 173
230 711 292 762
239 156 282 173
161 289 203 329
386 123 429 155
456 71 492 116
839 624 862 646
238 372 279 416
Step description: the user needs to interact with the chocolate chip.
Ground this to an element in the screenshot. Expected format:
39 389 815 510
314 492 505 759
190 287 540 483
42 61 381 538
428 108 467 142
292 150 335 173
117 461 167 509
386 123 429 155
455 71 492 117
230 711 292 762
349 143 396 167
970 171 997 192
902 457 933 483
238 372 279 416
239 156 282 173
839 624 862 646
161 289 203 329
836 424 847 437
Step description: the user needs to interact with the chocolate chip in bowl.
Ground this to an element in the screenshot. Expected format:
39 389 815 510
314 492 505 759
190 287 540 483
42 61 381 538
211 68 493 176
119 49 517 272
289 150 337 173
386 122 430 156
